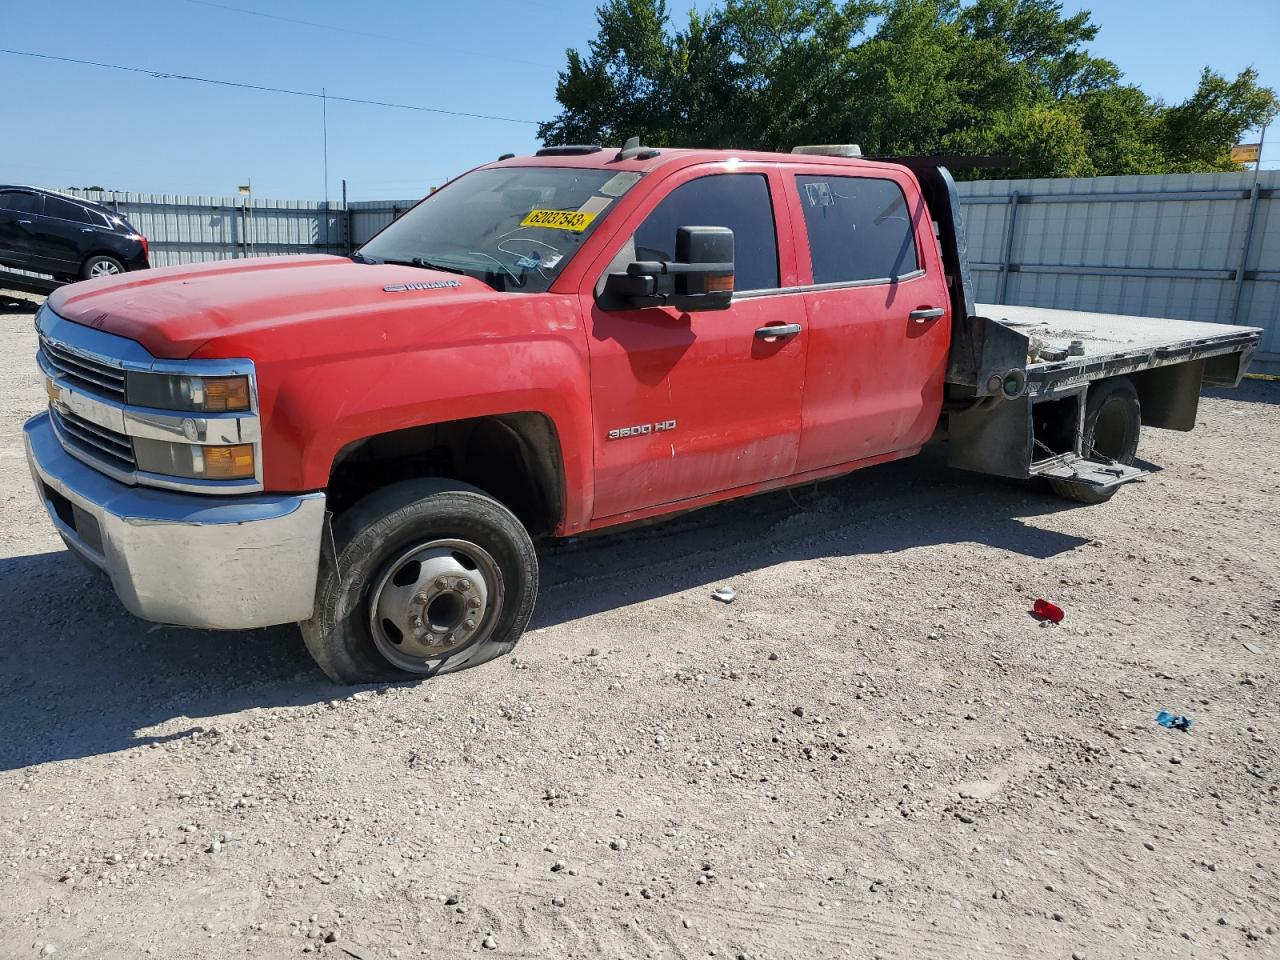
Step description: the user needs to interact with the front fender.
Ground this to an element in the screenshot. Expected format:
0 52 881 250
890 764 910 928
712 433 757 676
260 334 596 534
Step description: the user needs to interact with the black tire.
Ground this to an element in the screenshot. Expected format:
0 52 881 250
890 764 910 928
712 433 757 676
80 255 125 280
300 479 538 684
1049 376 1141 504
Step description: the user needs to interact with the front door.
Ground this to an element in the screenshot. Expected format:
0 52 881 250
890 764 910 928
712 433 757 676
0 190 43 268
581 166 807 520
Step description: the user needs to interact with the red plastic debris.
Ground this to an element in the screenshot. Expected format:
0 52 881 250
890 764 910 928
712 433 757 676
1032 598 1065 623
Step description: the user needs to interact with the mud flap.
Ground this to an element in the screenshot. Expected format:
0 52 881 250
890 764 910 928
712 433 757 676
1035 455 1149 495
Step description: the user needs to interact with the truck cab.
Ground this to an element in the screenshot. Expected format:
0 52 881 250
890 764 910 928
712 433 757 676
23 142 1259 684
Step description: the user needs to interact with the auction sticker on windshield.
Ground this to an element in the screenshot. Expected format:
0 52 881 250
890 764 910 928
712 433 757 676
520 209 598 232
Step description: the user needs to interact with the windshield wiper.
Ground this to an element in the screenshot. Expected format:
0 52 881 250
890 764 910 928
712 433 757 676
378 256 468 276
349 251 377 264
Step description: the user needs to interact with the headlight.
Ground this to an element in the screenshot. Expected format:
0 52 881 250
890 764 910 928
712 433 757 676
126 372 252 412
134 438 256 481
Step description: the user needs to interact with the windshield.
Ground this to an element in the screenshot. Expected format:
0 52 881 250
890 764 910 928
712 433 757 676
357 166 642 293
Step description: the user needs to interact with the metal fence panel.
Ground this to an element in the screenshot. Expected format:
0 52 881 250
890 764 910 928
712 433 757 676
348 200 409 246
954 171 1280 372
53 188 349 267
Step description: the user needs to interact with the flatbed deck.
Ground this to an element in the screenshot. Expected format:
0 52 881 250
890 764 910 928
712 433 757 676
977 303 1261 395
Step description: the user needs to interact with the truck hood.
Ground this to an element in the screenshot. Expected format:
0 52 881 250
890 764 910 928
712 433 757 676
46 255 502 359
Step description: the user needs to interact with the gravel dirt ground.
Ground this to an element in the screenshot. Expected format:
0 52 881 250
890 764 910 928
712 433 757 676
1 288 1277 960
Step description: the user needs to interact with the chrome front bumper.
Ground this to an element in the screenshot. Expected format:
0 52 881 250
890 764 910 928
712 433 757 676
24 411 326 630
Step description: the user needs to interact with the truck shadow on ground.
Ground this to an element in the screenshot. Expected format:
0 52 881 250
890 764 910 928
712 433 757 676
1204 379 1280 406
532 445 1089 628
0 446 1089 771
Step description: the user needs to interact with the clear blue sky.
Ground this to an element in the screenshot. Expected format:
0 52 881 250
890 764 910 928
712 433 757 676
1 0 1276 200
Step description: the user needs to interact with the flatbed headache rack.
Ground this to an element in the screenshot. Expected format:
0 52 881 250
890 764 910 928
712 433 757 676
899 158 1263 498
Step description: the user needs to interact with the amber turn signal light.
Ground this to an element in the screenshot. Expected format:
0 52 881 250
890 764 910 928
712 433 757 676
203 444 255 480
201 376 252 412
705 273 734 293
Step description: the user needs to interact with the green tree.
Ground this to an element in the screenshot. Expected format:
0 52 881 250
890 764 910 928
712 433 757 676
1074 85 1166 176
944 101 1096 177
1159 68 1278 172
958 0 1118 98
539 0 1277 179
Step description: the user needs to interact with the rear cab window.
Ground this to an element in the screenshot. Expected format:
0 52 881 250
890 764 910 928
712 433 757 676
794 174 920 285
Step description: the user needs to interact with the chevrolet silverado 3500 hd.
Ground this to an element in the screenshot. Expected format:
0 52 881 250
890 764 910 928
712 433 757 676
24 142 1260 683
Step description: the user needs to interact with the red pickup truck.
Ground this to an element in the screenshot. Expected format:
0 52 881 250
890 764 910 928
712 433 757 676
24 142 1260 683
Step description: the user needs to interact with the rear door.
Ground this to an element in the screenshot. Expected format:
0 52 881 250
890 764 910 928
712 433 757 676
0 190 43 268
784 167 951 471
580 165 807 519
36 194 96 273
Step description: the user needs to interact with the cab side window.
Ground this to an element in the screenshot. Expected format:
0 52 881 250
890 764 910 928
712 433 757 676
0 192 43 215
796 175 919 284
632 174 780 291
44 196 91 223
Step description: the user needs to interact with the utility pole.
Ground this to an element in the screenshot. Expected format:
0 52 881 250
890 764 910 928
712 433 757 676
1253 122 1267 187
322 87 330 209
237 181 252 258
342 178 350 254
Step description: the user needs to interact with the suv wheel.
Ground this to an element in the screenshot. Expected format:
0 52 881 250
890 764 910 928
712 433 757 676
300 479 538 684
81 255 124 280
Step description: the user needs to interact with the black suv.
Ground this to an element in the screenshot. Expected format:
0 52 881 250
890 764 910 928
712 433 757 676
0 186 150 281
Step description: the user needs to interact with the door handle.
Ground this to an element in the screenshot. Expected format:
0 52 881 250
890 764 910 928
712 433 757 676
755 323 802 340
909 307 945 323
16 219 33 226
80 228 95 233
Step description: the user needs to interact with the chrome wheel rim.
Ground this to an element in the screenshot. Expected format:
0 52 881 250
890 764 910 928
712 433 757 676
89 260 121 277
368 538 504 672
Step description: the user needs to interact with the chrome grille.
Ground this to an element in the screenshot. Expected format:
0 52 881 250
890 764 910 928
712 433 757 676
36 305 264 494
50 406 136 471
39 333 127 400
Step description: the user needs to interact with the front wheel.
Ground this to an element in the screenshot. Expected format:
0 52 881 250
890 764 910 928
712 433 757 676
300 479 538 684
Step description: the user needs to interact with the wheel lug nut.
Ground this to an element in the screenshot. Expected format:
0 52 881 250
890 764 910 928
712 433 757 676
457 580 470 592
415 592 428 603
463 619 476 630
410 616 422 628
468 598 481 610
435 577 448 589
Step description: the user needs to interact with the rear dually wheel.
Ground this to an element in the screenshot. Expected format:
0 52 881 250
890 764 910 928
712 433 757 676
1048 376 1141 504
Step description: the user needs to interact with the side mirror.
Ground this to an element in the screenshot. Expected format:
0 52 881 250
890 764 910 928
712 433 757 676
600 226 735 312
